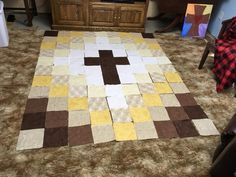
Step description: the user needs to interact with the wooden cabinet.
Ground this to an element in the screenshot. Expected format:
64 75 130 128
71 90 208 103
50 0 149 32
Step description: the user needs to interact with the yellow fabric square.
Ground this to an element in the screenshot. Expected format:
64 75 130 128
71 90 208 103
113 123 137 141
49 85 68 97
52 66 69 75
70 43 84 50
32 76 52 87
143 94 163 106
122 84 140 95
119 32 131 38
130 107 151 122
124 43 136 50
56 36 70 43
70 31 84 37
148 43 161 50
69 75 86 85
37 57 53 66
133 37 145 43
90 110 112 125
165 72 183 83
155 83 173 93
54 49 69 57
68 97 88 110
88 85 106 97
139 49 152 57
40 42 56 49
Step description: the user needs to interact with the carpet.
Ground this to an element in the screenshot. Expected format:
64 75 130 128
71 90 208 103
16 31 219 150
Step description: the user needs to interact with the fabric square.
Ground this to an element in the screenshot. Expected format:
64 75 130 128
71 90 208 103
192 119 219 136
145 64 162 74
148 43 161 50
52 75 69 84
154 121 179 138
21 112 46 130
49 85 68 97
150 72 166 82
56 42 70 49
142 33 154 38
143 94 163 106
112 49 127 57
69 75 86 86
68 97 88 111
25 98 48 114
111 108 132 122
122 84 140 95
43 127 68 147
134 121 158 140
154 82 173 94
129 107 151 122
124 43 136 50
135 43 149 50
35 65 52 76
125 95 144 107
88 97 108 111
107 96 128 109
148 107 170 121
105 85 123 97
44 31 58 37
131 64 148 73
90 110 112 125
139 49 153 57
69 110 90 127
109 37 121 44
56 36 70 43
128 56 143 64
92 125 115 144
70 43 84 49
52 65 69 75
156 57 171 64
85 50 99 57
28 87 49 98
69 85 87 97
32 76 52 87
173 120 199 138
165 72 183 83
176 93 198 106
88 85 106 98
45 111 68 128
134 73 152 83
54 49 69 57
160 94 181 107
142 57 158 64
169 83 190 94
39 49 54 57
47 97 68 111
37 57 53 66
16 129 44 150
183 105 208 119
113 123 137 141
166 107 189 121
138 83 156 94
159 64 176 73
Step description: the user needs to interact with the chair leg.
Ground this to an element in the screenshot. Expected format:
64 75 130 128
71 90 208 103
24 0 33 26
198 45 210 69
31 0 38 16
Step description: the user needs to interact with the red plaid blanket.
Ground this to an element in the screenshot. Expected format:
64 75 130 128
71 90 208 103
212 17 236 92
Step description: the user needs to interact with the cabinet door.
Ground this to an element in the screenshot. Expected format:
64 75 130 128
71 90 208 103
118 6 145 27
89 4 117 27
53 0 86 25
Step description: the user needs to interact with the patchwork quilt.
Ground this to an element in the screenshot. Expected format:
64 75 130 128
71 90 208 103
17 31 219 150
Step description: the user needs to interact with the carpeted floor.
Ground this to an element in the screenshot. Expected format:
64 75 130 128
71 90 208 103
0 25 235 177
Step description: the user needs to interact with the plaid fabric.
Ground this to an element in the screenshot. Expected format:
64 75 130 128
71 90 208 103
212 17 236 92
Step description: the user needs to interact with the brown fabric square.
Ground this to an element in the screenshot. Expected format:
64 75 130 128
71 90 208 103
45 111 68 128
99 50 113 58
154 121 179 138
183 105 208 119
68 125 93 146
176 93 198 106
101 66 120 85
84 57 100 66
166 107 189 121
43 127 68 147
25 98 48 113
114 57 130 65
142 33 154 38
174 120 199 138
44 31 58 36
21 112 46 130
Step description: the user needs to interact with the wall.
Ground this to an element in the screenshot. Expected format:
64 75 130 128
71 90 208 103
208 0 236 37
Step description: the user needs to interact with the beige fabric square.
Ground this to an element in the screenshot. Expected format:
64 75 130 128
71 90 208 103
54 49 69 57
92 125 115 144
69 85 87 97
134 122 158 140
35 65 52 76
52 65 69 75
16 129 44 150
69 75 87 86
134 73 152 83
169 83 190 94
159 64 176 72
139 49 153 57
52 75 69 84
28 87 49 98
126 95 144 107
111 108 132 122
145 64 163 74
56 42 70 49
39 49 54 57
88 85 106 97
160 94 181 107
138 83 156 94
47 97 68 111
148 107 170 121
37 57 53 66
192 119 219 136
149 72 166 82
88 97 108 111
69 110 90 127
151 50 166 57
122 84 140 95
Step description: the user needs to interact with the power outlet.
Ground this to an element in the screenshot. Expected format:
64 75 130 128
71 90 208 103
218 10 224 20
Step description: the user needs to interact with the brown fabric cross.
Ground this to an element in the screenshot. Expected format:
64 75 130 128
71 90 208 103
84 50 130 85
185 5 210 36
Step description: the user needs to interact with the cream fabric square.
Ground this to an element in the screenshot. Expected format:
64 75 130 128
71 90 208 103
47 97 68 111
88 85 106 97
134 122 158 140
134 73 152 83
111 108 132 122
145 64 163 74
92 125 115 144
28 87 49 98
160 94 181 107
192 119 219 136
69 75 86 86
69 110 90 127
138 83 156 94
16 129 44 150
148 107 170 121
169 83 190 94
122 84 140 95
52 65 69 75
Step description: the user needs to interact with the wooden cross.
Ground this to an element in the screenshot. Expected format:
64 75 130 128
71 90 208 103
84 50 130 85
185 5 210 36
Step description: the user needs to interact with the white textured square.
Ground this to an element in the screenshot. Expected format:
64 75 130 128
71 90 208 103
107 96 128 109
85 50 99 57
156 57 172 64
128 56 143 64
86 75 104 85
85 44 98 50
84 66 102 76
142 57 158 64
131 64 148 73
54 57 69 66
105 85 123 96
112 49 127 57
69 49 84 58
96 37 109 44
16 129 44 150
119 73 136 84
69 64 85 75
69 57 84 65
192 119 219 136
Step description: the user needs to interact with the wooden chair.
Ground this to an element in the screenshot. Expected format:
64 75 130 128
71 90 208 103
198 18 233 69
